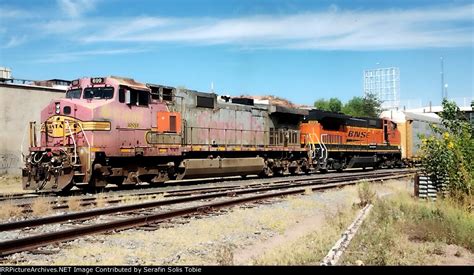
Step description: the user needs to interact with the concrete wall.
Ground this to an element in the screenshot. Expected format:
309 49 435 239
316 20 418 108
0 83 65 175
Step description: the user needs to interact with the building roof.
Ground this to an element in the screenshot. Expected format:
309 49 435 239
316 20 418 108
381 109 441 124
406 105 472 114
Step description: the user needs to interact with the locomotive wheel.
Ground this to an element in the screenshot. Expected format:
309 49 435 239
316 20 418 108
138 175 156 184
107 176 125 186
273 168 284 177
289 167 298 175
258 167 273 178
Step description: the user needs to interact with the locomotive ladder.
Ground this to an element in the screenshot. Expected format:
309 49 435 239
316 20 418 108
307 132 328 165
62 119 92 178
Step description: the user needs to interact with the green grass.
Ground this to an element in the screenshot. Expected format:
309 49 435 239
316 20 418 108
342 193 474 265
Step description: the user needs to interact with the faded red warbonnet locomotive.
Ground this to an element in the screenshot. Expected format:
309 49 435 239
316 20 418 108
22 76 402 192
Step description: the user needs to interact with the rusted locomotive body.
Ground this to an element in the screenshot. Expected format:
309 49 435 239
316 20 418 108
22 76 309 191
300 110 402 171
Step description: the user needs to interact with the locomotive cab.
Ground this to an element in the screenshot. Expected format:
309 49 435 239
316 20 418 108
382 119 401 146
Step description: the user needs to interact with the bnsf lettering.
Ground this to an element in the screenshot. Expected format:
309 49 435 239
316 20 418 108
348 131 368 138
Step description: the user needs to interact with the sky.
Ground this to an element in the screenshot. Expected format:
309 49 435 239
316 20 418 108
0 0 473 107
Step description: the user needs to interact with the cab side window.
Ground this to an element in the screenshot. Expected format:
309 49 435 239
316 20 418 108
138 90 149 106
121 88 149 106
119 88 125 103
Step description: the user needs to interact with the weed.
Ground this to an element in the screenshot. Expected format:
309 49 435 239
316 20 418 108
30 197 51 216
95 194 107 208
357 181 376 207
342 192 474 265
216 244 234 265
0 200 23 220
0 175 25 194
67 197 82 211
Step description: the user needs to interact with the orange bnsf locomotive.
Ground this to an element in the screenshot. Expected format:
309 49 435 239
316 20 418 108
22 76 402 192
301 110 402 172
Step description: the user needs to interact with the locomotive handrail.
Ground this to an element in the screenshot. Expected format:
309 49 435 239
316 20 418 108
306 133 317 159
76 121 91 175
185 126 300 147
20 123 31 165
312 131 325 160
64 120 77 165
320 134 329 162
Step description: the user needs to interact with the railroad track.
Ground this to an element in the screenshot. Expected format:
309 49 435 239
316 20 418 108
0 168 412 202
6 169 413 214
0 169 415 257
0 172 281 202
1 170 410 230
0 192 55 202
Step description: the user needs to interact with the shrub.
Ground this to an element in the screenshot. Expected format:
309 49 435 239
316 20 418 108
419 99 473 202
357 181 376 207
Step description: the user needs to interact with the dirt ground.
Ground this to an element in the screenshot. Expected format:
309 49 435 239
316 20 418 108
0 175 25 194
434 244 474 265
4 178 419 265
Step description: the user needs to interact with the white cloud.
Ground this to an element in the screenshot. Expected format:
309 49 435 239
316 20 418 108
2 35 27 48
5 3 474 51
57 0 96 18
39 20 90 34
32 48 147 63
0 6 32 19
79 4 473 50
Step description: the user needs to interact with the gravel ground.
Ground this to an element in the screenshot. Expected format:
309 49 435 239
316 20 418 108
1 178 413 265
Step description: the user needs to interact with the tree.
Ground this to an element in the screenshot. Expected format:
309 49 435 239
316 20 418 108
328 98 342 113
314 98 342 113
342 93 382 118
420 99 473 202
314 94 381 117
342 97 365 117
362 93 383 117
314 99 330 111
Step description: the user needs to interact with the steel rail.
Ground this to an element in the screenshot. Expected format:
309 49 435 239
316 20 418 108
0 173 414 256
7 169 415 210
0 171 412 232
0 168 416 202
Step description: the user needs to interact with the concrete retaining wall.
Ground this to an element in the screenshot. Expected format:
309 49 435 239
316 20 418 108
0 83 65 175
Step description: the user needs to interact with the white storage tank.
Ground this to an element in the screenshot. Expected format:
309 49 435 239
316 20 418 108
0 67 12 80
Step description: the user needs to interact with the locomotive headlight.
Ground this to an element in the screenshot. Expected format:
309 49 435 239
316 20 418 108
55 103 60 114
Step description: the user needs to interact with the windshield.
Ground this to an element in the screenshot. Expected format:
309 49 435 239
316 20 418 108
65 88 81 99
83 87 114 100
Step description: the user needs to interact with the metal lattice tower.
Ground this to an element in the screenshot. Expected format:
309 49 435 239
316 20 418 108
363 67 400 110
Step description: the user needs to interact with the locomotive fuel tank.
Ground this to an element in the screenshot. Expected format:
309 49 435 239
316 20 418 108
177 157 265 179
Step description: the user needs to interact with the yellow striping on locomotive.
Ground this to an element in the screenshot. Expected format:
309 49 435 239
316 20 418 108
42 115 111 138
